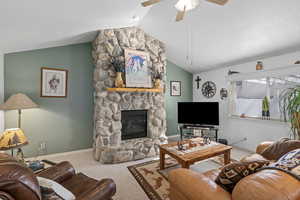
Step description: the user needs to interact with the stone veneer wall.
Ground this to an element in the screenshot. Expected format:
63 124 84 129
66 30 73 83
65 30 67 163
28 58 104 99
92 27 168 164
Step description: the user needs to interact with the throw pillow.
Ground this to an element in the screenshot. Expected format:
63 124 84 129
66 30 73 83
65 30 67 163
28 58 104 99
261 138 300 161
260 148 300 181
37 176 75 200
215 160 269 193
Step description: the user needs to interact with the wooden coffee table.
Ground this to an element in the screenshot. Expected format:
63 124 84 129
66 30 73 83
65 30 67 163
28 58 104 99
159 139 232 170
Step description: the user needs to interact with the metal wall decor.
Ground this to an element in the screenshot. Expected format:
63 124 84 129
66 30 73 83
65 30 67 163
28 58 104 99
202 81 216 98
220 88 228 100
195 76 202 89
228 70 240 76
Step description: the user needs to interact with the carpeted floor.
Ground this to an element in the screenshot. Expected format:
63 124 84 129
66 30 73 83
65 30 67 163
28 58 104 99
34 147 251 200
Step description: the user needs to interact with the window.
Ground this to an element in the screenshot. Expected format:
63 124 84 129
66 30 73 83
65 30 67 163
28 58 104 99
228 66 300 122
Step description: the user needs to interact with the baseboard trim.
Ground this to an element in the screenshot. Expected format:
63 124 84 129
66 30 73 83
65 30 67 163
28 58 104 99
167 135 180 139
30 148 93 159
231 145 254 154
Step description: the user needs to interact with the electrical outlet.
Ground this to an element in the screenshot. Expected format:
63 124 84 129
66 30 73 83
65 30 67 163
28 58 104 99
35 142 48 157
229 137 248 146
39 142 46 150
37 142 47 156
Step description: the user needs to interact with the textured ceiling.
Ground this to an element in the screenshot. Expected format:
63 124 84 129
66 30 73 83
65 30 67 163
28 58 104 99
1 0 300 73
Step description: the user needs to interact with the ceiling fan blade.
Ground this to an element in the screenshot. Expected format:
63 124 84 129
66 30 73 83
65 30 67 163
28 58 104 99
176 7 186 22
141 0 161 7
206 0 229 6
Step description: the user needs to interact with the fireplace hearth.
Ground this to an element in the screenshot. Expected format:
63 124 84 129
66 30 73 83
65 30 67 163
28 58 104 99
121 110 148 140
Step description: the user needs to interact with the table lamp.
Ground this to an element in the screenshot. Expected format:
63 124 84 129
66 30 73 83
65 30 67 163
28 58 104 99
0 128 28 161
0 93 39 128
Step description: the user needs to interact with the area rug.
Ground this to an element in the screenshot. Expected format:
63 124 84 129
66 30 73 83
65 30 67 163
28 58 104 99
128 156 235 200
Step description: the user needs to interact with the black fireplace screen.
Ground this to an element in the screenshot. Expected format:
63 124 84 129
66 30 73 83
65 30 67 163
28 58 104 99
121 110 148 140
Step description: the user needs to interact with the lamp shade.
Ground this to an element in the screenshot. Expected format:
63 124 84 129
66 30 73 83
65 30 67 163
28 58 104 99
0 128 28 150
0 93 39 110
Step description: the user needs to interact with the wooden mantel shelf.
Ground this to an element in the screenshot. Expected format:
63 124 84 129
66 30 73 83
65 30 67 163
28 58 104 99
106 87 163 93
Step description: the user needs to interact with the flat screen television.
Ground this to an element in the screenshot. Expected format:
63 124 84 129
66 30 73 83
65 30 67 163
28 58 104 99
178 102 219 126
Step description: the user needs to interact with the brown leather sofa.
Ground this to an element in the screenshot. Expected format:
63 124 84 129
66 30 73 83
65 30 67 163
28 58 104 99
0 153 116 200
169 142 300 200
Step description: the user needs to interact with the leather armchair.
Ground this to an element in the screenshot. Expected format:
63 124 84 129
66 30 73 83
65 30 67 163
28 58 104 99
169 142 300 200
0 153 116 200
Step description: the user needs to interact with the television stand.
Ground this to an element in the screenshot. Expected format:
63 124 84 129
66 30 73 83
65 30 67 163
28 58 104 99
183 124 215 129
179 125 219 141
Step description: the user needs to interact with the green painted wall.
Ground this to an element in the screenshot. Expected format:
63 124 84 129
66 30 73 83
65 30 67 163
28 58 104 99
165 61 193 136
3 44 192 156
4 43 94 157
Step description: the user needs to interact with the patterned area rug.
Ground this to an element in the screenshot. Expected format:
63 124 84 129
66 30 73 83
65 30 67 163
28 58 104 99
128 156 235 200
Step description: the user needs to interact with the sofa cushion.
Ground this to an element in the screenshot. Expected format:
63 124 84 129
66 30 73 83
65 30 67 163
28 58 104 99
61 173 102 198
232 170 300 200
215 160 269 193
240 153 269 163
260 138 300 161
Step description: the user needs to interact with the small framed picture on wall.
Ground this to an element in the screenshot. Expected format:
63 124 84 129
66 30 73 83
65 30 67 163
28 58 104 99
170 81 181 96
41 67 68 98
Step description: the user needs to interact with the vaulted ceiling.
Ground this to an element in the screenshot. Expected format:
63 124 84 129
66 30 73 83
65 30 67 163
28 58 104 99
1 0 300 73
0 0 150 53
140 0 300 72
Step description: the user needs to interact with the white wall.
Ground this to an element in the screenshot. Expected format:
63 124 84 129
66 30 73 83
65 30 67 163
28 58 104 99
193 51 300 151
0 54 4 132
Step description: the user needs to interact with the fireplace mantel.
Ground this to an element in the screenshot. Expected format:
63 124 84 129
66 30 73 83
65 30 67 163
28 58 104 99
106 87 163 93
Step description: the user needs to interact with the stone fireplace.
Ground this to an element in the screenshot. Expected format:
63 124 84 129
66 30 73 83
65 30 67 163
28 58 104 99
92 27 168 164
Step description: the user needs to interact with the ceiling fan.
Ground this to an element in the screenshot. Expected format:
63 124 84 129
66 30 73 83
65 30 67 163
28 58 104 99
141 0 229 21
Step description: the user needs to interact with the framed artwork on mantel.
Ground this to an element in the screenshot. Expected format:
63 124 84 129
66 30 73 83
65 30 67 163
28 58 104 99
124 48 152 88
170 81 181 96
41 67 68 98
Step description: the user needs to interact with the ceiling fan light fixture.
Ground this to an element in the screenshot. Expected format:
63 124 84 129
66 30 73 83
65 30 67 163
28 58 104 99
175 0 200 11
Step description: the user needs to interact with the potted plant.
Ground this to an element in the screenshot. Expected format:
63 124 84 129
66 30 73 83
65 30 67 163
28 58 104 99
280 86 300 139
111 57 125 88
153 71 163 89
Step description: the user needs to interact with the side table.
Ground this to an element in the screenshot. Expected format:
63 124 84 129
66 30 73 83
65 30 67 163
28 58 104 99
26 159 56 172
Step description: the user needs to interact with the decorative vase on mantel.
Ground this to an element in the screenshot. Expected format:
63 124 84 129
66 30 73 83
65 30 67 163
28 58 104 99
154 79 161 89
111 57 125 88
153 71 163 89
115 72 125 88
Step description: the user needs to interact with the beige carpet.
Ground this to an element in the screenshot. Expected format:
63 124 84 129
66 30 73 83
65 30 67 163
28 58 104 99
34 147 251 200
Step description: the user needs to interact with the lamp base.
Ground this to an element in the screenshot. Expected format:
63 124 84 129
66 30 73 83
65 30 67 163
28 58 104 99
16 148 25 163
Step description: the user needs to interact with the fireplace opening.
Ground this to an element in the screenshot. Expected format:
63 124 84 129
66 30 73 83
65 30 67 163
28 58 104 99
121 110 148 140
